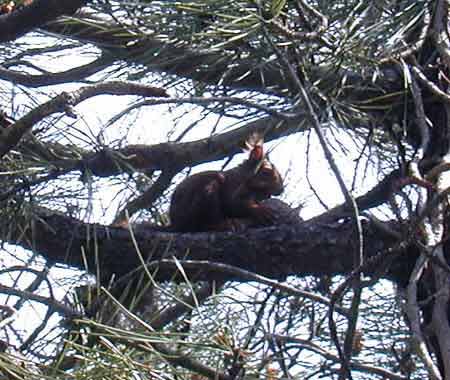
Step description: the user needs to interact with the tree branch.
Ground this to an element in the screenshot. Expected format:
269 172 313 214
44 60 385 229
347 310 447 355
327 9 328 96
0 0 87 43
0 284 80 319
1 203 414 288
0 55 114 87
0 81 168 158
83 115 304 177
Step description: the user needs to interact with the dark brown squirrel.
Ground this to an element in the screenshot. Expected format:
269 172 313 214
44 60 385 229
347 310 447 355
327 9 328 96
169 137 284 232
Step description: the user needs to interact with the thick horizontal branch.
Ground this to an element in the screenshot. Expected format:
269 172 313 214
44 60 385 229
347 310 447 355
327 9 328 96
3 205 416 287
83 115 305 176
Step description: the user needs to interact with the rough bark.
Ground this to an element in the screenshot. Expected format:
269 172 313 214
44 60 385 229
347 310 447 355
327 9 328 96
0 0 87 43
83 116 302 177
3 203 413 287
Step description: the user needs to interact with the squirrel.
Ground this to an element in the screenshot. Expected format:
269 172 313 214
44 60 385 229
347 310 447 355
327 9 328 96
169 136 284 232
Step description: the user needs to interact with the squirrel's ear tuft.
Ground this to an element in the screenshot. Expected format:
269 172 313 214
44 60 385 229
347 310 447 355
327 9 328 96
243 132 264 157
249 145 264 161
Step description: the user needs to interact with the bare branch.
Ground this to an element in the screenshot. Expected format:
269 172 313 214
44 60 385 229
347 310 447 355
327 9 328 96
0 55 114 87
0 284 80 319
271 334 408 380
1 203 409 287
0 81 168 158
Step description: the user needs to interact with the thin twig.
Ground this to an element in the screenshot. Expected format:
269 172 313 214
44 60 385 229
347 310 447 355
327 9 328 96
271 334 408 380
151 259 350 317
